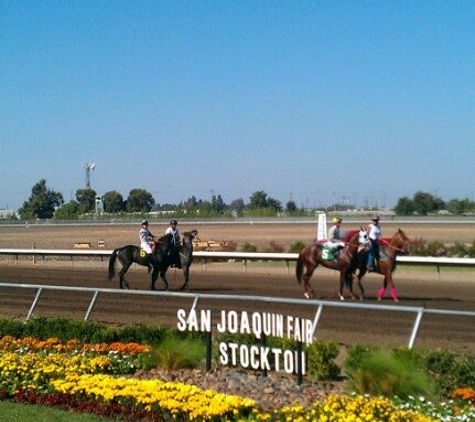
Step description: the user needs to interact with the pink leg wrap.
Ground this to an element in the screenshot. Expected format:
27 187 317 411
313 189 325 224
377 287 386 299
391 287 398 300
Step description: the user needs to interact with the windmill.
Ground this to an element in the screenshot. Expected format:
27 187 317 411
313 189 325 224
84 162 96 189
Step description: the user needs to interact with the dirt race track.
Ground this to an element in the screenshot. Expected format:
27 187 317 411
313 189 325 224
0 220 474 354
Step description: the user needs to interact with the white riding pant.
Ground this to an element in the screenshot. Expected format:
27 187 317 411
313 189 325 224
327 241 345 249
141 242 153 254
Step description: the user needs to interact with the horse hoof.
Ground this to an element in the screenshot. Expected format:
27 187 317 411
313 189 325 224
393 298 399 303
304 292 310 299
339 295 345 301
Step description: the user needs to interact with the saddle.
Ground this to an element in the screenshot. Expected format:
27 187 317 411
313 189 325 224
320 243 339 260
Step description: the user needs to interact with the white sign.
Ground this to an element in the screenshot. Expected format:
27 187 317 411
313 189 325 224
316 212 327 241
176 308 313 374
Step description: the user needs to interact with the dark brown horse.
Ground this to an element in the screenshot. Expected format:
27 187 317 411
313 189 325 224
295 228 370 300
160 229 198 291
108 233 173 290
346 229 411 302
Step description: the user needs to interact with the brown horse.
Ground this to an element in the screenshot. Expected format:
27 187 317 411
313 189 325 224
346 229 411 302
295 228 370 300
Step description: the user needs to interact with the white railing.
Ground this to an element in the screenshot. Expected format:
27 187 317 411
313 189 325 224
1 248 475 270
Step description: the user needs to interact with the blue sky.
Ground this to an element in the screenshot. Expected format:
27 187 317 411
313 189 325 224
1 1 474 211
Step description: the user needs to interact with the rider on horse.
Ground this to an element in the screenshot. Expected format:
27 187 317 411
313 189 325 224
165 219 181 267
139 220 157 267
366 216 381 272
327 217 345 255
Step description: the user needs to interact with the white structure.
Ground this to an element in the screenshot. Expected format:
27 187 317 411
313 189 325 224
84 162 96 189
316 212 327 241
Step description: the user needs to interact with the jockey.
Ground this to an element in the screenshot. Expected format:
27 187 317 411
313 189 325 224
327 217 345 253
139 220 157 267
165 219 181 267
366 216 381 271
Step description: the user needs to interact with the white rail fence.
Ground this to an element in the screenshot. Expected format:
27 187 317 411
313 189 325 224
1 248 475 274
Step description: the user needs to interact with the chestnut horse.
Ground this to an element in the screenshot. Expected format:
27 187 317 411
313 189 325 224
295 228 370 300
346 229 411 302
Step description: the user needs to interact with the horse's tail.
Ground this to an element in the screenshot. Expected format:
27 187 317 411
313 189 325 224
108 249 119 280
295 255 304 285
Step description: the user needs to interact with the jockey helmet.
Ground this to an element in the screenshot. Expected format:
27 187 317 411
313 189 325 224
332 218 342 224
372 216 379 222
141 220 148 225
170 219 178 225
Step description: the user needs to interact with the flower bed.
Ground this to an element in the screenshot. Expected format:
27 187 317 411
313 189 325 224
0 335 474 421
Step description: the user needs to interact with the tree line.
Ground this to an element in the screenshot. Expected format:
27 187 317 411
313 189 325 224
16 179 296 220
13 179 475 220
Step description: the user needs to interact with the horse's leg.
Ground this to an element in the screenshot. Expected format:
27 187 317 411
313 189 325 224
302 263 317 298
118 263 131 289
179 266 189 291
150 266 159 290
355 271 365 301
386 273 399 302
340 270 354 301
159 268 169 291
377 263 388 300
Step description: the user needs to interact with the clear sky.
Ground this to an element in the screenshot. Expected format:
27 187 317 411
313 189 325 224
1 1 474 211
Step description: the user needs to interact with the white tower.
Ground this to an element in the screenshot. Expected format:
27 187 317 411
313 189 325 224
84 162 96 189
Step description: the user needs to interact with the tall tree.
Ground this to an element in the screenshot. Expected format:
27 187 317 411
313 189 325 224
446 198 474 215
229 198 246 214
103 190 125 213
54 201 80 220
394 196 415 216
249 190 269 209
211 194 226 213
18 179 64 219
267 196 282 212
126 189 155 212
75 189 97 214
286 200 297 214
412 191 445 215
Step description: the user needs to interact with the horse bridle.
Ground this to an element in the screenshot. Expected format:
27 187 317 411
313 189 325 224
387 239 410 254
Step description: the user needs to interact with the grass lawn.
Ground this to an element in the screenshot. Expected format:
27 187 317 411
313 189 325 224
0 401 108 422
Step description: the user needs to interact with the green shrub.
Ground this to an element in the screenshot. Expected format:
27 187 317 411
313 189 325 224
344 343 379 374
419 349 475 397
116 325 169 344
241 242 257 252
345 348 435 399
0 317 168 346
266 241 285 253
409 237 427 256
289 241 306 253
152 335 206 370
306 341 340 381
426 240 446 256
0 318 25 338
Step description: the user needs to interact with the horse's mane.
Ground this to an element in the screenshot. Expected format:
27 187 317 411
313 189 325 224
342 229 358 242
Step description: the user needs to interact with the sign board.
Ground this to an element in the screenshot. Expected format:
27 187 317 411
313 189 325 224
316 212 327 241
